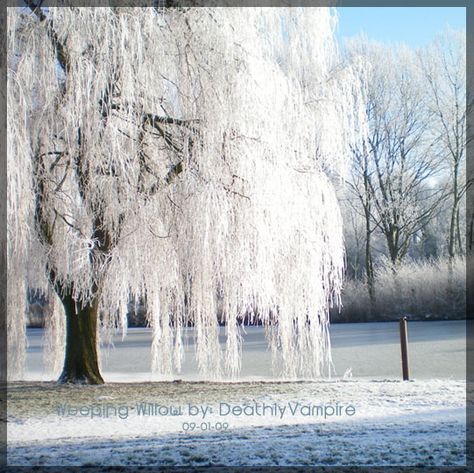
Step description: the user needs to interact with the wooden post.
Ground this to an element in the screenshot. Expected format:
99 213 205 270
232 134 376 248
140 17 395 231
399 317 409 381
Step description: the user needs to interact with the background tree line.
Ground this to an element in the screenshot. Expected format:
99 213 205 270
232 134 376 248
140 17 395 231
333 29 469 322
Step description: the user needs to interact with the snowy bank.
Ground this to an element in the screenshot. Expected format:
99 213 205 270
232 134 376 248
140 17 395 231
7 378 466 467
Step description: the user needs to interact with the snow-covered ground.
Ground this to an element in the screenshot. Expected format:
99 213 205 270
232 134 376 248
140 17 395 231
8 320 467 467
8 379 466 466
8 380 465 466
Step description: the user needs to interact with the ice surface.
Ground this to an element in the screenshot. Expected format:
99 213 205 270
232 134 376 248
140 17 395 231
23 320 466 381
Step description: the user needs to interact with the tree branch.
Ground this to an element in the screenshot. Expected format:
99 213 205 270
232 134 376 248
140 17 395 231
25 1 71 73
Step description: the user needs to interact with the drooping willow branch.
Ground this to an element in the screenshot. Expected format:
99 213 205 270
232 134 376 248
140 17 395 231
9 7 366 381
25 1 71 73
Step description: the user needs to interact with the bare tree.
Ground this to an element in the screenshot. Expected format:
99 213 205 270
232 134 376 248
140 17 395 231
346 39 447 268
418 29 468 259
347 141 376 305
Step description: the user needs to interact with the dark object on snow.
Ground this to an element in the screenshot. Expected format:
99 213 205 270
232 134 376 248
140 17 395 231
400 317 410 381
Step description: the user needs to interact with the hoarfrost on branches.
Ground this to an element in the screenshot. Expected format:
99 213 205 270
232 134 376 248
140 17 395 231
7 7 367 380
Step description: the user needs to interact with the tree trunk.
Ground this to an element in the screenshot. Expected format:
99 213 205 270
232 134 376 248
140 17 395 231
387 233 400 267
365 220 375 316
449 163 460 259
57 290 104 384
456 206 463 256
469 211 474 254
448 201 457 259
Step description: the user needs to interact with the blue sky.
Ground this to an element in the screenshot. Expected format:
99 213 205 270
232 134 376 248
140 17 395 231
335 7 466 47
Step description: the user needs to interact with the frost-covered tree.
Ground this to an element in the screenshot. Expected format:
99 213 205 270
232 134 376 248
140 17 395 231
418 29 468 259
7 5 365 383
345 39 447 268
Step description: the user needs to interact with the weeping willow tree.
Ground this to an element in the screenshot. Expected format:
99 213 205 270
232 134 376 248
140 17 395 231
7 4 366 384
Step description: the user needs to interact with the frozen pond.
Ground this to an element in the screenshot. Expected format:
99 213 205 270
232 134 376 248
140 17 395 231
24 320 466 381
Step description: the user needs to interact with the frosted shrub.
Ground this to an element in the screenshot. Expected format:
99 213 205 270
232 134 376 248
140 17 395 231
337 256 466 322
